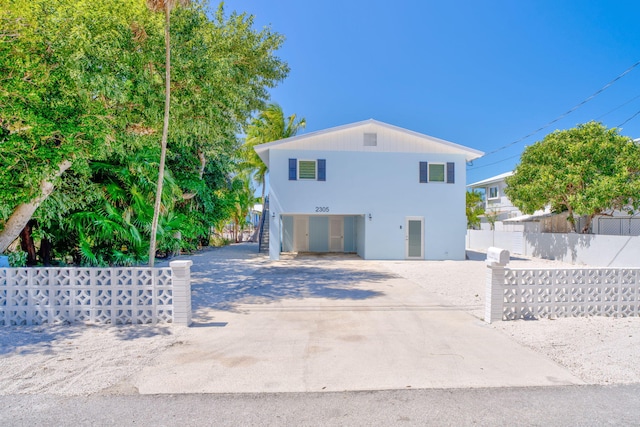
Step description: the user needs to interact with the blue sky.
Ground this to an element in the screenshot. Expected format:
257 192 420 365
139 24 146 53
221 0 640 184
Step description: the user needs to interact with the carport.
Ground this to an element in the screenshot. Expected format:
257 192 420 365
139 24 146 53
280 214 364 255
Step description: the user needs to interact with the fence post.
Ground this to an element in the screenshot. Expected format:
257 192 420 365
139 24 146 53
484 247 510 324
170 260 193 326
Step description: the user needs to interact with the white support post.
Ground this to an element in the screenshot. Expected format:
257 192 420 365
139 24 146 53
484 247 510 324
170 260 193 326
269 213 280 260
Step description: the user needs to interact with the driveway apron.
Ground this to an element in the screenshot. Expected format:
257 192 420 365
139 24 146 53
136 244 582 393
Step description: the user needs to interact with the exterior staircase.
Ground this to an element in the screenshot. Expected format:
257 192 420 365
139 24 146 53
258 196 269 253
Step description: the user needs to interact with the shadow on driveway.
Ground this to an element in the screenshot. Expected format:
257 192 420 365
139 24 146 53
173 243 393 314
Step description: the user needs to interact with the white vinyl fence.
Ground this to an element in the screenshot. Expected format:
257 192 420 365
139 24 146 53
485 248 640 322
0 260 192 326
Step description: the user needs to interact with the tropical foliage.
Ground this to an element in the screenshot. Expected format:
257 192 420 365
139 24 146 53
505 122 640 233
465 190 485 229
0 0 289 264
241 103 306 214
227 173 257 243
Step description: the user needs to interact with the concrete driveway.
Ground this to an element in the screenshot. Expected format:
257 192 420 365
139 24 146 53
138 244 582 393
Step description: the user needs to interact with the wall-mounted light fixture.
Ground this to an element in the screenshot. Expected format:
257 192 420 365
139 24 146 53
272 212 276 218
368 213 372 221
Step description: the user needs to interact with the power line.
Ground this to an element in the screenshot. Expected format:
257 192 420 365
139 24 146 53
477 60 640 161
467 154 520 171
617 109 640 128
596 94 640 120
469 96 640 171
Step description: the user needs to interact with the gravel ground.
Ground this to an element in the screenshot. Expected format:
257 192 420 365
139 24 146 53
381 252 640 385
1 244 639 396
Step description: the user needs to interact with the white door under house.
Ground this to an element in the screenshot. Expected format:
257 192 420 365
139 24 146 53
329 217 344 252
280 215 358 253
405 217 424 259
293 216 309 252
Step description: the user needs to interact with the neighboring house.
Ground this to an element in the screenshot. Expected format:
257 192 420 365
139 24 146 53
254 119 484 260
467 171 522 225
468 172 640 235
249 204 262 228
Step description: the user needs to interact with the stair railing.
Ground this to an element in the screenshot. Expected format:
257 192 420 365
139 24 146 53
258 196 269 252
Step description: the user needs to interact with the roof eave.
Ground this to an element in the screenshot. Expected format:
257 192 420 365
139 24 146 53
467 171 514 188
254 118 485 165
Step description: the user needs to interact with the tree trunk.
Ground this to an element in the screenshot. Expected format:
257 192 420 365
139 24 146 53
565 206 577 233
149 6 172 267
198 149 206 179
0 160 72 253
39 236 52 266
19 220 38 265
581 213 596 234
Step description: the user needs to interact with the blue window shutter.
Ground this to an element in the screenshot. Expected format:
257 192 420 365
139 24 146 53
446 162 455 183
317 159 326 181
419 161 428 183
289 158 297 180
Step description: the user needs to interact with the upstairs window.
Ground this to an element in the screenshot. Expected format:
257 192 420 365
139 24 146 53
298 160 316 180
488 186 499 199
429 163 445 182
419 161 455 183
289 158 326 181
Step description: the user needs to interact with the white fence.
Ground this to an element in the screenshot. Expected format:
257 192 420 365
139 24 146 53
485 250 640 322
595 216 640 236
467 229 640 267
0 260 192 326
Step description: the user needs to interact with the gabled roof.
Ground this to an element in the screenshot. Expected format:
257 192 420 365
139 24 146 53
254 119 484 167
467 171 513 189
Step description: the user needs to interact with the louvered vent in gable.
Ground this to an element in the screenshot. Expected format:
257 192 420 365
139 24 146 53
363 133 377 146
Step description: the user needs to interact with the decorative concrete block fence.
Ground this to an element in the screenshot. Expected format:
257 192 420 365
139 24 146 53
0 260 192 326
485 247 640 323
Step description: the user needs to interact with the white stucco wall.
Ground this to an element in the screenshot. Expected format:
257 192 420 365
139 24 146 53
268 149 467 260
467 229 640 267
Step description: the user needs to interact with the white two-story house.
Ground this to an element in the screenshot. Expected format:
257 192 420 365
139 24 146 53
467 171 522 223
255 119 483 260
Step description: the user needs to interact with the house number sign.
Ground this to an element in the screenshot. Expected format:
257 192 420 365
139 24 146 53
315 206 330 212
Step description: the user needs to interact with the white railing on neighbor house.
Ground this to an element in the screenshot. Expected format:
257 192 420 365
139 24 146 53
0 260 192 326
484 248 640 323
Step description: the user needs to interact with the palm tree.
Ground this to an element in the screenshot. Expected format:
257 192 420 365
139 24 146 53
67 154 183 266
242 103 306 219
228 173 257 243
146 0 190 267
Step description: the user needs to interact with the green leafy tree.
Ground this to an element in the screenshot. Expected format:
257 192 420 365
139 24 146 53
505 122 640 233
228 173 256 243
0 0 289 261
485 209 499 231
0 0 154 252
466 190 485 229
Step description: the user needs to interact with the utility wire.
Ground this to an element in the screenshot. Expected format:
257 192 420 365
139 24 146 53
617 109 640 127
596 94 640 120
469 94 640 172
467 154 520 171
469 100 640 174
472 59 640 164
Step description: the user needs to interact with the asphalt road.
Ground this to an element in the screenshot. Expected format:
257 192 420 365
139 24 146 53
2 384 639 426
